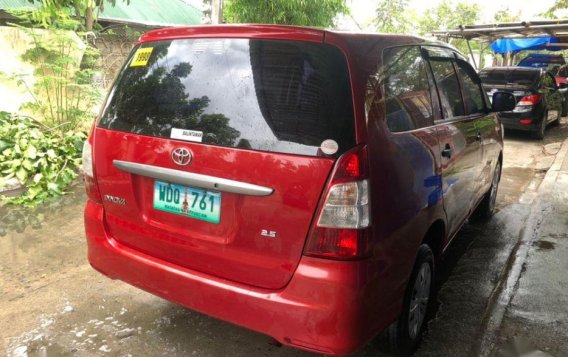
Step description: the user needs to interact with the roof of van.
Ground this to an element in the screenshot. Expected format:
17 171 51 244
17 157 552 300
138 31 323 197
480 66 543 73
137 24 454 75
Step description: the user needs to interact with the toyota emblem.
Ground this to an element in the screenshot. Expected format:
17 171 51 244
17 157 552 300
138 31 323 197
171 148 192 166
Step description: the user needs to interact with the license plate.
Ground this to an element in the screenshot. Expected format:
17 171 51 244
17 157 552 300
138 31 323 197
153 181 221 224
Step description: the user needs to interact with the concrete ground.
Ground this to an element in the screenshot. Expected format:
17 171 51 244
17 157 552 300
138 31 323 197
1 118 568 357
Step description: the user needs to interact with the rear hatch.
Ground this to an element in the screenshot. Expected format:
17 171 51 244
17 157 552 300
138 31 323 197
479 68 540 103
93 37 356 289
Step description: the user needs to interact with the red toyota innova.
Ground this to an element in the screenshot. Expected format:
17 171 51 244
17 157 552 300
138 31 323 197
83 25 515 355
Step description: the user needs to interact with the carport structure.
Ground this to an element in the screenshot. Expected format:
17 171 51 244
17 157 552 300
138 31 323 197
432 20 568 69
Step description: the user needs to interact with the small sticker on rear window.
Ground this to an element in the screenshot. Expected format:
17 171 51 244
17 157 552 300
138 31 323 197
171 128 203 143
320 139 339 155
130 47 153 67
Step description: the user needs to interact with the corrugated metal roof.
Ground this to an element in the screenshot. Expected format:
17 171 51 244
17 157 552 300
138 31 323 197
0 0 38 9
0 0 202 27
99 0 202 27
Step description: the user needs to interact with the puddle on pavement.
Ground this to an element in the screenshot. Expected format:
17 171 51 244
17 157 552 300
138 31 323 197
0 181 86 237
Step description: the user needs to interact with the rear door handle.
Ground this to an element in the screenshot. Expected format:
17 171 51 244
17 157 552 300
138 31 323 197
441 144 452 158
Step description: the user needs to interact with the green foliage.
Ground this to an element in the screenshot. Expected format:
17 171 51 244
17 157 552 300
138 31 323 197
493 8 521 23
8 9 102 137
26 0 130 31
0 112 86 206
224 0 348 27
542 0 568 18
375 0 411 34
416 1 480 36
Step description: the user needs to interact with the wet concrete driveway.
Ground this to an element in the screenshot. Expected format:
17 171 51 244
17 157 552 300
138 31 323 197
2 119 568 357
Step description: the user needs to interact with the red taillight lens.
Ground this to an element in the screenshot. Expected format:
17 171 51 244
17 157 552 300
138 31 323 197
304 145 371 260
519 119 533 125
305 228 368 259
518 94 542 106
82 137 102 203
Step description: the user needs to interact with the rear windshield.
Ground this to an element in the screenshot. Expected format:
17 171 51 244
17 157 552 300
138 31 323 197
479 69 539 86
98 39 355 157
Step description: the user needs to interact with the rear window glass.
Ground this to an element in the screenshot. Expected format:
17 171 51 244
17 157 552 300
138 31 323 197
98 39 355 157
479 69 539 86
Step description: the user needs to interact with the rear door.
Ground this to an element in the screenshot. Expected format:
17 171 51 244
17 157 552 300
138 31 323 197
424 47 482 237
454 58 501 201
93 38 356 289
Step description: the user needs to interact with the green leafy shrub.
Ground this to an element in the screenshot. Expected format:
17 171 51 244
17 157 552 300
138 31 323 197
0 112 86 206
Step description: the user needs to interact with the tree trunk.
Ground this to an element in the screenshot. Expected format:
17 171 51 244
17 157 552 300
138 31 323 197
85 6 94 31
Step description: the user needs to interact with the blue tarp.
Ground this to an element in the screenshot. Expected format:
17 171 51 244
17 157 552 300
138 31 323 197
490 36 562 54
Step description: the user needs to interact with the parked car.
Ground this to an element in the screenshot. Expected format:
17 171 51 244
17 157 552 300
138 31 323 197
517 53 565 75
479 67 563 139
83 25 514 356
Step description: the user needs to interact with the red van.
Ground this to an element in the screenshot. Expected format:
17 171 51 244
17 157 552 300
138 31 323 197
83 25 515 355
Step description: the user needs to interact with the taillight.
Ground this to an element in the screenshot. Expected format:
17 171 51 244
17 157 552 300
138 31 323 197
519 119 533 125
304 146 371 260
514 94 541 113
517 94 542 106
82 137 102 203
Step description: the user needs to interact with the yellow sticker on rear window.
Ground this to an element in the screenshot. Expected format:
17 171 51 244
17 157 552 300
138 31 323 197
130 47 153 67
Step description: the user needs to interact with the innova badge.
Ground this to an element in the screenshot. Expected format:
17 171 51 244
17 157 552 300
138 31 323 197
172 148 192 166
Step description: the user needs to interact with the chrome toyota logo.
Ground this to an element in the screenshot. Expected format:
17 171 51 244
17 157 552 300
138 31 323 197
171 148 192 166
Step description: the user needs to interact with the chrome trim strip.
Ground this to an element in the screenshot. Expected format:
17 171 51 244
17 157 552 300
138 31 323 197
113 160 274 196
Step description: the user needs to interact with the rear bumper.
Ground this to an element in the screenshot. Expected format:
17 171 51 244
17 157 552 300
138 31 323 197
499 112 542 131
84 200 386 355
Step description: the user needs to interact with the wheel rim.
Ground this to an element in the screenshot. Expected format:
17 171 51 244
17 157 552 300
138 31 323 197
489 162 501 212
408 262 431 340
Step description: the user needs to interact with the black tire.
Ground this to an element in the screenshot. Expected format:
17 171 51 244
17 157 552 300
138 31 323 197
472 160 501 221
553 109 561 126
380 245 434 356
532 111 547 140
562 99 568 117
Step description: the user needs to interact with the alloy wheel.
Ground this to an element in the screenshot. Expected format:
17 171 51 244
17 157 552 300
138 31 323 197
408 262 431 340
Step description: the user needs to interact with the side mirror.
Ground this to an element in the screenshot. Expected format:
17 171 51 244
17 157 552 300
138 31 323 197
491 92 516 112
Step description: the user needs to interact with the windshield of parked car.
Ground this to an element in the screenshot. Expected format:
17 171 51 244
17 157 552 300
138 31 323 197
98 38 355 157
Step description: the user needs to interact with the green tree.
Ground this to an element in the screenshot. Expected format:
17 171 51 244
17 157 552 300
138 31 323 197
542 0 568 18
375 0 410 34
494 7 521 23
26 0 129 31
416 0 480 54
224 0 348 27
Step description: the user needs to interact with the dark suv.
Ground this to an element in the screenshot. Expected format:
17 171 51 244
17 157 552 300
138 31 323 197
479 67 563 139
83 25 514 356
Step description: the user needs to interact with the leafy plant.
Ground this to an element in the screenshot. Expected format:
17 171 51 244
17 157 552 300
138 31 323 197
224 0 348 27
8 9 102 137
0 112 86 206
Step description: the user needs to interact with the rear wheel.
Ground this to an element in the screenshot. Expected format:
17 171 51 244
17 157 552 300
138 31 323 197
562 98 568 117
553 108 562 126
533 111 547 140
472 161 501 221
380 245 434 356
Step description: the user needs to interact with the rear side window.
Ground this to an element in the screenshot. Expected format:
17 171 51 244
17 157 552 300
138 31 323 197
429 59 465 118
98 39 355 157
382 46 434 132
456 61 485 115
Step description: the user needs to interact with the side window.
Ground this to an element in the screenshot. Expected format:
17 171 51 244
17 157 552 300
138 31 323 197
429 58 465 118
456 60 485 115
558 65 568 77
382 46 435 132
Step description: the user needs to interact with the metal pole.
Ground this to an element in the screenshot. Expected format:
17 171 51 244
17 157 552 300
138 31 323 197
212 0 223 24
467 39 478 70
